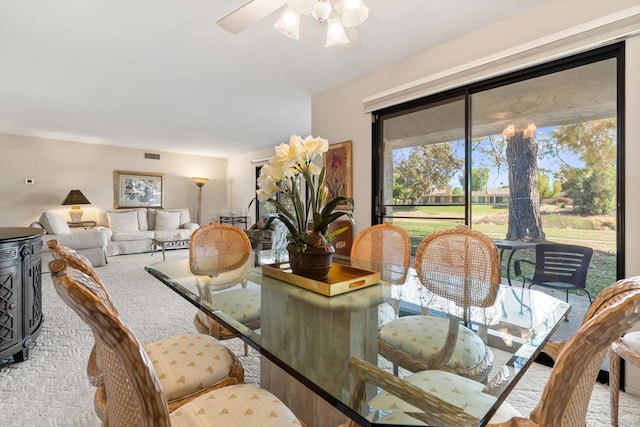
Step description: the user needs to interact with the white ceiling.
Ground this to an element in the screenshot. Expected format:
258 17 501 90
0 0 542 158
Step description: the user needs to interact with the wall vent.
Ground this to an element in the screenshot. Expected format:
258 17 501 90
145 153 160 160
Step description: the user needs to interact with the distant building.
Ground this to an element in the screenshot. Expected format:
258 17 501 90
419 188 510 204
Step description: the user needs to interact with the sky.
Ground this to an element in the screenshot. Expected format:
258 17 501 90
392 126 586 191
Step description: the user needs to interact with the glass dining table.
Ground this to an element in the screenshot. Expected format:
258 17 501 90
145 250 571 427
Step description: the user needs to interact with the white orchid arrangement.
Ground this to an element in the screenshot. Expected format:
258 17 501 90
256 135 353 253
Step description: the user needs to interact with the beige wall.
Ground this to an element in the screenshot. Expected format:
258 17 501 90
0 133 228 227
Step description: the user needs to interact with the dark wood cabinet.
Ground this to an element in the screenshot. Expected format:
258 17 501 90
0 228 44 363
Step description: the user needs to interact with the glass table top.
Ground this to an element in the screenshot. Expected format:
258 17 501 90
146 250 571 426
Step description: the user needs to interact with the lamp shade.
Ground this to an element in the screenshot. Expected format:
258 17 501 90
192 177 209 187
61 189 91 206
62 189 91 222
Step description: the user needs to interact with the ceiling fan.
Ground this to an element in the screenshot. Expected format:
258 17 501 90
217 0 369 47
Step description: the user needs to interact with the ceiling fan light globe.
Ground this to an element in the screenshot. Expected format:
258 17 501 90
287 0 314 15
274 8 300 39
325 13 349 47
341 0 368 27
311 0 332 22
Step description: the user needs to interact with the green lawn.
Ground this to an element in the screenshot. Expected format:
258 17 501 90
392 205 617 296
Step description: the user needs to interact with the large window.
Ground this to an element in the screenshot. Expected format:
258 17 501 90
373 44 623 337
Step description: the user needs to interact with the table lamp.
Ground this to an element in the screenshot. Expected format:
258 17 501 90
62 189 91 222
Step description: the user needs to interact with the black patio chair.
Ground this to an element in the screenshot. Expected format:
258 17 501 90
514 243 593 313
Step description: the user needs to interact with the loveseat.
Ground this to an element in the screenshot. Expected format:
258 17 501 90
95 207 198 256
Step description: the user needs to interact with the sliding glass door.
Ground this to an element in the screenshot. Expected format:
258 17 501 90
373 44 623 317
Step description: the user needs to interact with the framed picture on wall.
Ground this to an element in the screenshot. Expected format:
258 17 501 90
323 140 353 210
114 170 165 208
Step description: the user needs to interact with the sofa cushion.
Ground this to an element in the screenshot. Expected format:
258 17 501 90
148 208 191 229
39 212 71 235
155 210 181 231
111 230 155 242
107 210 140 233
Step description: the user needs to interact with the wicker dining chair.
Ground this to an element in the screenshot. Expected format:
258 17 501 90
610 330 640 427
190 222 260 356
350 222 411 327
345 276 640 427
378 225 501 382
49 259 304 427
47 240 244 421
527 275 640 427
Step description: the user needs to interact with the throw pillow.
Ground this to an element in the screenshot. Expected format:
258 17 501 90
107 210 139 233
39 212 71 235
155 210 181 231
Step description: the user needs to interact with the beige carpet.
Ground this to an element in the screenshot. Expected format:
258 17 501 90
0 249 638 426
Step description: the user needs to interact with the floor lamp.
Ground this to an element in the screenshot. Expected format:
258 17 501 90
192 178 208 225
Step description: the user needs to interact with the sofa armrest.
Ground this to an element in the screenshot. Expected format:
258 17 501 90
182 222 199 234
42 229 108 250
96 226 113 240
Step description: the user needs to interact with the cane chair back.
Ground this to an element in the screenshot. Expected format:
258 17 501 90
50 260 302 427
351 222 411 270
47 241 245 420
189 221 252 270
414 225 501 309
351 223 411 327
347 277 640 427
190 222 258 355
378 225 500 382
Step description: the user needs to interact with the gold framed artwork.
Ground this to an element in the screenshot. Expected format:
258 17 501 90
323 140 353 210
114 170 165 208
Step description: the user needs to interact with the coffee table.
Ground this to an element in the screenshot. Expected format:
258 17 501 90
151 236 190 260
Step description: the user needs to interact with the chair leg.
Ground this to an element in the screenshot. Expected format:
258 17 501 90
610 349 621 427
393 363 399 376
584 289 593 304
244 342 249 357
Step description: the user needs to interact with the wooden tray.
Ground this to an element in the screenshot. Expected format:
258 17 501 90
261 262 381 296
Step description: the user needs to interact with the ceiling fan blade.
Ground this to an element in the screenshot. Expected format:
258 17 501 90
217 0 287 34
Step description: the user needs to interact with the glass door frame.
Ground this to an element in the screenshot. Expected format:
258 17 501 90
372 42 625 280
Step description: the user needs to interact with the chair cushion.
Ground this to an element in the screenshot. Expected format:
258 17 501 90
170 384 300 426
379 316 487 370
39 212 70 235
148 208 191 229
197 289 261 323
213 289 261 322
143 333 235 402
155 210 182 231
368 370 498 422
107 210 140 233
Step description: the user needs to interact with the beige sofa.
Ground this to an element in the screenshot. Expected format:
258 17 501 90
96 208 198 256
32 208 198 271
